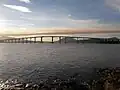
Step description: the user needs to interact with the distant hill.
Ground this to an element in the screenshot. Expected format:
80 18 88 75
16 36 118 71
108 37 119 40
83 38 103 43
82 37 120 44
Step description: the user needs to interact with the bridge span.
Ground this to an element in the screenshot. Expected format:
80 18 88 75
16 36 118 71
1 36 119 44
0 36 90 43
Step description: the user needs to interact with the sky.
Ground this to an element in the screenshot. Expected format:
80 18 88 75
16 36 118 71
0 0 120 34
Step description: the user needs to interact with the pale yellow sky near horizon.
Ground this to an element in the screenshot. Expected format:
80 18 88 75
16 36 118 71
0 27 120 35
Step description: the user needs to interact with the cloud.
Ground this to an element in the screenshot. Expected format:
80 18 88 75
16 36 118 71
20 15 102 28
3 4 32 12
20 16 61 21
105 0 120 11
19 0 31 3
68 19 99 24
0 19 34 28
20 15 99 24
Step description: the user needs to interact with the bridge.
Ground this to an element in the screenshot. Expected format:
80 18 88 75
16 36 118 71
0 36 119 44
0 36 91 43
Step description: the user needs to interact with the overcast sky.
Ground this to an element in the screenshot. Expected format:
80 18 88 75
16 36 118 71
0 0 120 34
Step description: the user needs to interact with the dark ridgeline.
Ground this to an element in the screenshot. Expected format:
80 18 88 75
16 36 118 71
77 37 120 44
0 36 120 44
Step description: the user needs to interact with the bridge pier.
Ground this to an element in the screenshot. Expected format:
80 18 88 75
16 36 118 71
3 40 6 43
3 40 5 43
65 37 67 43
29 37 32 43
23 38 25 43
12 39 15 43
8 40 10 43
12 40 14 43
18 39 20 43
17 38 20 43
25 38 28 43
8 40 11 43
18 38 20 43
12 39 14 43
52 36 54 43
15 39 17 43
41 37 43 43
59 37 61 43
34 37 36 43
14 39 17 43
77 37 79 43
7 39 10 43
21 38 24 43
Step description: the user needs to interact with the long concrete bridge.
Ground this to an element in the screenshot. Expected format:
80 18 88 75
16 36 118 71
0 36 119 44
0 36 91 43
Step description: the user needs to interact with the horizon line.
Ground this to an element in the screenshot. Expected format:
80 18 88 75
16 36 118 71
0 30 120 36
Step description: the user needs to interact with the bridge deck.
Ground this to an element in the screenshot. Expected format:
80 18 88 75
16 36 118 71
0 36 119 43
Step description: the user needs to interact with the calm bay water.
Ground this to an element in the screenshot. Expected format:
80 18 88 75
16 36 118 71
0 43 120 83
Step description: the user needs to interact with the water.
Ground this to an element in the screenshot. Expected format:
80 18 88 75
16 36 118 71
0 43 120 83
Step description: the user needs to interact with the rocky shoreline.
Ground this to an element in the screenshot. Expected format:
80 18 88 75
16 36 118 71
0 67 120 90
